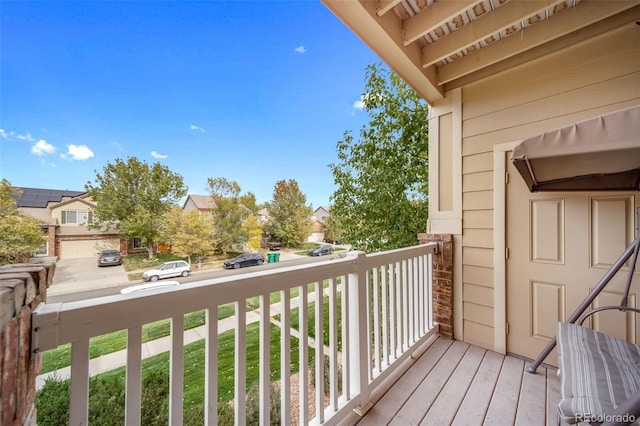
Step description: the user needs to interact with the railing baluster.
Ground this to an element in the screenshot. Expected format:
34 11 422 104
280 289 291 425
381 264 389 369
372 266 381 374
411 257 422 342
314 281 324 424
402 260 409 350
69 339 90 426
428 252 435 329
235 300 246 425
329 277 338 412
341 274 350 400
170 315 184 426
205 306 218 426
388 262 396 361
396 261 403 354
299 285 309 424
259 293 270 426
418 254 425 335
408 258 415 345
125 325 142 426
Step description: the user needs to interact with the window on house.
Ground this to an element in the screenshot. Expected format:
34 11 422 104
61 210 92 225
132 238 143 249
34 242 48 257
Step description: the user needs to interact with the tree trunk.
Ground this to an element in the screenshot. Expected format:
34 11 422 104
146 244 154 259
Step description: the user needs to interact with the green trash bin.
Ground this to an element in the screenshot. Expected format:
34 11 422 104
274 253 280 262
267 253 275 263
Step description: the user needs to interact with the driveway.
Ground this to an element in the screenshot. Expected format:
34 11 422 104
48 257 129 297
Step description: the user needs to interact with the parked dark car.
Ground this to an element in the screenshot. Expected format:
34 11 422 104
98 250 122 267
223 253 265 269
308 244 334 257
267 241 282 250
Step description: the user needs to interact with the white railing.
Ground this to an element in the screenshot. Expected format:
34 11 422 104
32 243 438 425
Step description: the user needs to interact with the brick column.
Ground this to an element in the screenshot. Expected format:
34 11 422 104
0 262 54 425
417 233 453 339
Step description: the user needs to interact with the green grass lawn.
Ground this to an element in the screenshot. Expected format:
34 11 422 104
95 322 307 405
41 285 321 374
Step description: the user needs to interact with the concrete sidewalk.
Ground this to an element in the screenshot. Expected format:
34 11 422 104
37 289 336 390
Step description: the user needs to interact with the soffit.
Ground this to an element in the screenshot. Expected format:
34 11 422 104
322 0 640 104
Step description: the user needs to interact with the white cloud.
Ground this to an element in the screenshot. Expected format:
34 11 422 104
17 132 35 142
294 45 306 54
31 139 56 156
64 144 94 160
190 124 205 134
111 141 124 151
0 129 9 139
151 150 168 159
353 99 365 110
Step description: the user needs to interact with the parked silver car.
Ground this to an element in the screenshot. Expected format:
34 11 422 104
142 260 191 282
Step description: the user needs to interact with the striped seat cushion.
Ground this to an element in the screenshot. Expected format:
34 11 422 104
557 322 640 424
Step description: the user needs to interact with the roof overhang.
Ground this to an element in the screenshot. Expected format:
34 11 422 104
321 0 640 105
511 105 640 192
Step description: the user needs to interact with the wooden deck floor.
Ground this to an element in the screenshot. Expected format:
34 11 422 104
354 337 564 426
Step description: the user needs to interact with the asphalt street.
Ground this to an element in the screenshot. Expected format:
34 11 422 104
48 250 347 303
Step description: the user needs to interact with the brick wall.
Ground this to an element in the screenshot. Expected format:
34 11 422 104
0 262 54 425
417 233 453 339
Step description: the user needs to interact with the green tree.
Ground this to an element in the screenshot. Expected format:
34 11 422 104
265 179 313 247
322 212 344 245
207 177 246 254
240 192 259 215
329 63 429 252
85 157 187 259
162 207 217 265
241 215 263 252
0 179 46 264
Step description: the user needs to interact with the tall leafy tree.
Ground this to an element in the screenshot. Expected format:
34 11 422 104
265 179 313 247
86 157 187 259
329 63 429 252
241 215 263 252
207 177 246 254
240 192 260 215
0 179 46 264
322 212 344 245
162 207 217 265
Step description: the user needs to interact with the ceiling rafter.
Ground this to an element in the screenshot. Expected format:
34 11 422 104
420 0 564 68
403 0 483 46
437 0 640 86
377 0 402 17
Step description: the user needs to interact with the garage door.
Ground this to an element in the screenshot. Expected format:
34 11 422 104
60 239 120 259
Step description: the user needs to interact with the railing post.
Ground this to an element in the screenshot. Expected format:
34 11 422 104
418 233 453 338
347 251 372 414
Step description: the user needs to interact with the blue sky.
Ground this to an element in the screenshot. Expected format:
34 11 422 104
0 1 380 209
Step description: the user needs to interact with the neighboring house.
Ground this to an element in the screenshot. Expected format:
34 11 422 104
14 187 123 259
256 207 269 224
312 206 330 223
323 1 640 364
308 206 330 243
182 194 216 217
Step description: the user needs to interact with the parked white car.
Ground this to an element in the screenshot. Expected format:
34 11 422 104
120 280 181 294
142 260 191 282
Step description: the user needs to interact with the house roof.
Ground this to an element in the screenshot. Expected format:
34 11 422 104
14 187 86 208
322 0 640 104
183 194 216 210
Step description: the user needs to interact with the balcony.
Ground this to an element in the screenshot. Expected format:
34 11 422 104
32 243 448 425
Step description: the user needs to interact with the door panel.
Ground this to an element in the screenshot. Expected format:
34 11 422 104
505 153 639 365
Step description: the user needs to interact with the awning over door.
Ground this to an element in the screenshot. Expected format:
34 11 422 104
511 105 640 192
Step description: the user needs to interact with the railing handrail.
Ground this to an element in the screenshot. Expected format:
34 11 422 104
32 243 437 355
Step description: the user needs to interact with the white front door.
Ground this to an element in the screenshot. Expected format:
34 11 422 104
505 153 639 365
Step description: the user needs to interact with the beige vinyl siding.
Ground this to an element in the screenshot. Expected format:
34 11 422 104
458 25 640 350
